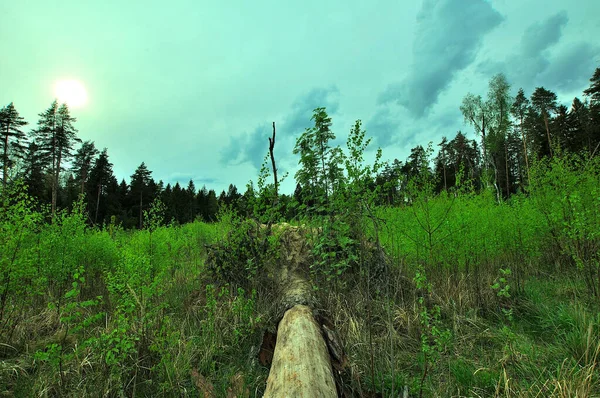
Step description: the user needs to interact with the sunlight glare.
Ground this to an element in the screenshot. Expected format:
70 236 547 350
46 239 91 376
54 79 88 108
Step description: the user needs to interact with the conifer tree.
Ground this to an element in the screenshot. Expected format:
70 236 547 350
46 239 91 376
72 140 98 195
0 102 28 188
88 148 114 224
33 101 80 217
22 141 46 200
129 162 153 228
568 97 592 154
511 88 531 184
186 179 197 221
530 87 558 158
583 67 600 153
205 189 218 221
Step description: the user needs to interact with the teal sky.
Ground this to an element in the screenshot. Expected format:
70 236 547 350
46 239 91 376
2 0 599 193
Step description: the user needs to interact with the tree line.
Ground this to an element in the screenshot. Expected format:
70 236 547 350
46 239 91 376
290 67 600 211
1 67 599 227
0 99 243 228
374 68 600 204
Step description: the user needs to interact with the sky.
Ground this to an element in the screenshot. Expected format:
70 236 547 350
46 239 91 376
2 0 599 194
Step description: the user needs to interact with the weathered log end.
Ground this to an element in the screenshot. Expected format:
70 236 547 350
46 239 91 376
263 305 337 398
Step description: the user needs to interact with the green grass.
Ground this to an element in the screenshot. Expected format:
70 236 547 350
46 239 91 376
1 185 599 396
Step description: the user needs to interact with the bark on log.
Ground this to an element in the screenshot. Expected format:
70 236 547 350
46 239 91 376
263 305 337 398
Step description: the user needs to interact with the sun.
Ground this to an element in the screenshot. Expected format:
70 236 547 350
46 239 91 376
54 79 88 108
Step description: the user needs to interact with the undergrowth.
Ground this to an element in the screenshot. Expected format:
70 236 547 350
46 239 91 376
0 151 598 397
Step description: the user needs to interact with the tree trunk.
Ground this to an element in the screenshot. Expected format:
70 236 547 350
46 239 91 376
264 305 337 398
263 225 337 398
95 184 101 224
53 152 62 219
504 141 510 197
139 191 143 229
544 113 553 157
520 116 530 185
269 122 278 199
2 132 8 188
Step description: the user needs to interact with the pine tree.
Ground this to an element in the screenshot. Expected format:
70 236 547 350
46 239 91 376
72 141 98 195
530 87 558 158
0 103 28 188
553 105 571 151
205 189 218 222
33 101 80 217
118 179 129 224
129 162 154 228
433 132 480 193
197 185 209 221
583 67 600 104
172 182 186 223
104 175 121 224
511 88 531 184
88 149 114 224
187 180 197 221
568 97 592 154
583 68 600 154
164 183 178 223
22 141 47 200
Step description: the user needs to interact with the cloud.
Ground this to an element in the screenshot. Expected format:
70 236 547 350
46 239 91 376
538 42 600 92
366 107 405 147
477 11 577 91
163 172 219 187
520 11 568 55
378 0 503 118
285 86 340 137
220 86 340 170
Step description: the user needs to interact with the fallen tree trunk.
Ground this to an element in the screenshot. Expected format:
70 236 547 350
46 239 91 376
262 226 338 398
263 305 337 397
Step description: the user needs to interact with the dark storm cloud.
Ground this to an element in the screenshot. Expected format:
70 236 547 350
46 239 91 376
220 86 340 170
378 0 503 118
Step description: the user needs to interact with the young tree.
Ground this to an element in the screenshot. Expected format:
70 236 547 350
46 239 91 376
293 107 342 211
0 103 28 188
